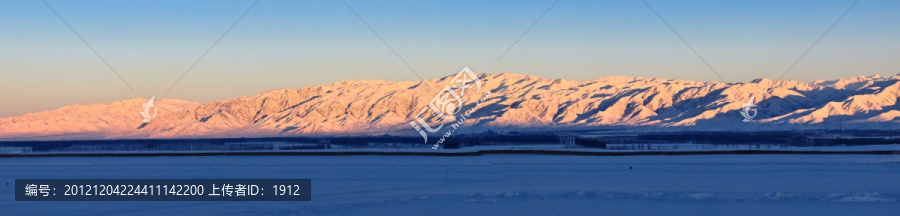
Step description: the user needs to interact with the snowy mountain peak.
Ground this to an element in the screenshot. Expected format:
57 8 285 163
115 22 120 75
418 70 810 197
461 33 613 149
1 73 899 140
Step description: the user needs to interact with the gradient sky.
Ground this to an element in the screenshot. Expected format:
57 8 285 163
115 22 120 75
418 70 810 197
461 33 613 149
1 0 898 117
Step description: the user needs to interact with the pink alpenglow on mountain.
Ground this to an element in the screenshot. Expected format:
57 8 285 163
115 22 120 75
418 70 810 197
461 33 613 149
1 73 899 140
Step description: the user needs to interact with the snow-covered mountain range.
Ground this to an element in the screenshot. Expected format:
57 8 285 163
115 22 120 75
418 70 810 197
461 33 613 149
2 73 899 140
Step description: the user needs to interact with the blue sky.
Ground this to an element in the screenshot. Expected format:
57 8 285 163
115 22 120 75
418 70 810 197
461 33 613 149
1 0 898 117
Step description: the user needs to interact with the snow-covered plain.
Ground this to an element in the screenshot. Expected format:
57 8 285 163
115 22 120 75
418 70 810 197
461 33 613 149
2 154 899 216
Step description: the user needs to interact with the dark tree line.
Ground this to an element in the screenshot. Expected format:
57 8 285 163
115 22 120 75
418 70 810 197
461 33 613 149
2 130 896 152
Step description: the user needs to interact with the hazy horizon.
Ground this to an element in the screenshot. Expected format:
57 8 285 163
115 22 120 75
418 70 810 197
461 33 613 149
2 0 898 117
